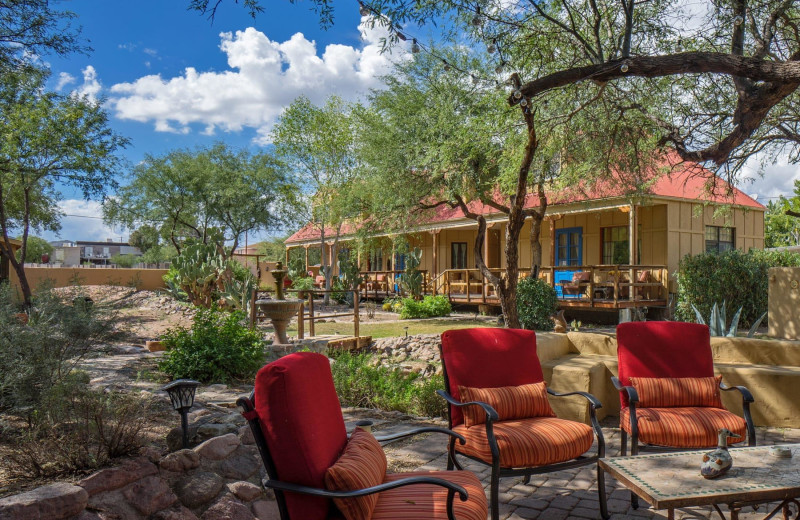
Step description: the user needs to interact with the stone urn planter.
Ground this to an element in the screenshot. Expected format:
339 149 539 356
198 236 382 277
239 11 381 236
255 299 302 345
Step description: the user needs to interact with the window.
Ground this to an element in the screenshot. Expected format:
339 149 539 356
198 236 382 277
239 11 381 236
555 228 582 266
705 226 735 253
451 242 468 269
368 250 383 271
602 227 630 264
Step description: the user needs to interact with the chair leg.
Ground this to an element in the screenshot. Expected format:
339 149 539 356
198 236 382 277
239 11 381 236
630 433 639 510
490 466 500 520
621 429 627 457
598 465 610 520
446 438 455 471
522 474 530 485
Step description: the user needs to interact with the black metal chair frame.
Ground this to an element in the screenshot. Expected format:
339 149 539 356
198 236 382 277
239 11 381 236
611 376 756 508
238 393 475 520
439 350 610 520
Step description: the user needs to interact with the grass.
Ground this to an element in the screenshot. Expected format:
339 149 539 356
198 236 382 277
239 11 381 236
287 318 499 338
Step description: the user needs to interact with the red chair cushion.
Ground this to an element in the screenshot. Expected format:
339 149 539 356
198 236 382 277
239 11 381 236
441 328 543 426
617 322 714 407
254 352 347 520
372 471 488 520
458 382 555 427
453 417 594 468
630 376 723 408
620 407 747 448
325 428 387 520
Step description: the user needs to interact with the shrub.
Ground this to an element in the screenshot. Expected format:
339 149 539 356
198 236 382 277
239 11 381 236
159 306 265 383
110 253 138 268
0 283 121 412
4 373 155 478
517 276 559 330
330 351 446 418
676 249 800 327
399 295 452 319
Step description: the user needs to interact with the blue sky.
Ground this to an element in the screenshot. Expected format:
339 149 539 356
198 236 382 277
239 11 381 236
42 0 404 243
38 0 800 243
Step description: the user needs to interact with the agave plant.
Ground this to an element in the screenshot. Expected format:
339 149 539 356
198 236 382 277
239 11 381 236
691 301 767 338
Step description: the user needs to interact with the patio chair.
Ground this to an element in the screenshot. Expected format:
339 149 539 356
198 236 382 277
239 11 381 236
438 328 609 520
613 321 756 506
560 271 591 297
237 352 488 520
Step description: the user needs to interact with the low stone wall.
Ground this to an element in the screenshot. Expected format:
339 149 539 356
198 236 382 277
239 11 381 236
0 427 276 520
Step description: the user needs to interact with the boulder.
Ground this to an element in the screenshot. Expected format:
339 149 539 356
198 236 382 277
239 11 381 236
194 433 240 460
152 505 200 520
201 497 254 520
121 475 178 515
227 481 263 502
0 483 88 520
217 446 260 480
160 449 201 473
238 425 255 445
174 471 224 509
251 500 280 520
79 457 158 496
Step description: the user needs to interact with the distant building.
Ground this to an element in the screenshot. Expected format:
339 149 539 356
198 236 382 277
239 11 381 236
77 239 141 266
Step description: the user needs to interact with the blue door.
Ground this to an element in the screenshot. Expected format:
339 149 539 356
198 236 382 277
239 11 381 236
554 228 583 297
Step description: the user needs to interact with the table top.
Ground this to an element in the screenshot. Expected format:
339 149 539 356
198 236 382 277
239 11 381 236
599 445 800 509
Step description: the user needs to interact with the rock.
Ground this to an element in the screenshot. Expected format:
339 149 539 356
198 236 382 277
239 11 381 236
79 457 158 496
142 446 164 464
251 500 280 520
73 512 102 520
218 446 260 480
195 423 239 442
194 433 240 460
160 449 201 473
238 425 255 445
146 340 165 352
167 424 200 452
201 497 254 520
0 483 88 520
174 471 224 509
227 481 263 502
122 475 178 515
152 505 200 520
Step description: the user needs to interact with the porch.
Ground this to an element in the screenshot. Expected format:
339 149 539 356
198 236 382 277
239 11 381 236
357 264 669 310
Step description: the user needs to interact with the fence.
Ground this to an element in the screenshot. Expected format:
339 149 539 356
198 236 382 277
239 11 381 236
12 267 169 292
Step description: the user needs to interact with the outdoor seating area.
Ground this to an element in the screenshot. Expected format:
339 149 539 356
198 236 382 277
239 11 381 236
236 322 795 520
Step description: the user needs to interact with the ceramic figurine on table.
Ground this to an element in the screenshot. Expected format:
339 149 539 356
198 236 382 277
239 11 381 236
700 428 741 479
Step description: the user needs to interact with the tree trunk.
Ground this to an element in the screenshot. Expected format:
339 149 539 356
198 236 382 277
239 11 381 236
530 213 544 269
10 260 32 306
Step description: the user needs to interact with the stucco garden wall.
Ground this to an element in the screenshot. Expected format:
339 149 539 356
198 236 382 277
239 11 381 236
11 267 169 293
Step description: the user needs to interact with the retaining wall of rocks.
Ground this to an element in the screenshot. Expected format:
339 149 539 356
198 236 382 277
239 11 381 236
0 426 276 520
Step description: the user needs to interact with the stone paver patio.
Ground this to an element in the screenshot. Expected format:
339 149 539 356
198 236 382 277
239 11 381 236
343 412 800 520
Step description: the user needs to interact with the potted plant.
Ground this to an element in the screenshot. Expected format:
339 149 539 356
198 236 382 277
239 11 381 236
292 276 315 299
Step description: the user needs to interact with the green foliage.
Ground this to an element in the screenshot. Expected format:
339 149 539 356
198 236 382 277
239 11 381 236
159 306 265 383
14 235 52 263
170 242 229 307
691 301 767 337
517 277 559 331
258 236 288 262
0 282 121 412
765 182 800 248
399 295 452 319
291 276 315 292
676 249 800 327
330 351 446 418
399 247 424 299
141 243 178 265
128 225 161 253
110 253 138 268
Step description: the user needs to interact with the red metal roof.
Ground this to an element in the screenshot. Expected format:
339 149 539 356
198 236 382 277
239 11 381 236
285 158 764 244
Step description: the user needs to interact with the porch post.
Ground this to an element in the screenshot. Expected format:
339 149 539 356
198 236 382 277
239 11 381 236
483 224 491 302
549 218 556 287
285 247 290 266
629 203 637 300
304 245 309 272
431 230 439 278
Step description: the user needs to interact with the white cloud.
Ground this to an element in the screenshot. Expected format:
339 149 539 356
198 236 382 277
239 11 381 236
109 18 402 140
75 66 102 102
740 158 800 201
39 200 129 243
143 48 158 57
55 72 76 91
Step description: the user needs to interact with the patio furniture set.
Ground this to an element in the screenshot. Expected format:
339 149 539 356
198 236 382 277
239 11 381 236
235 322 796 520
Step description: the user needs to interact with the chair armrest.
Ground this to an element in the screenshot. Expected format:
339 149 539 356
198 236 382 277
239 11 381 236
375 427 466 445
547 388 603 409
610 376 639 403
437 390 499 422
720 382 755 403
265 476 469 501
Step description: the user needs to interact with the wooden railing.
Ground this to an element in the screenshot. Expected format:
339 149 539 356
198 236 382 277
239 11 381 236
358 270 430 299
249 289 361 339
538 265 668 304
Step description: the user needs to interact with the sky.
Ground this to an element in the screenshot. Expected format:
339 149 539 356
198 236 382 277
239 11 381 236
37 0 800 243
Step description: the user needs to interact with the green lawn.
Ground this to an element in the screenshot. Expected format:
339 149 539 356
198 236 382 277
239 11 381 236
287 318 499 339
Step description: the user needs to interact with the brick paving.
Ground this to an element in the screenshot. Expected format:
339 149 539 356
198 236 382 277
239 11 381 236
376 416 800 520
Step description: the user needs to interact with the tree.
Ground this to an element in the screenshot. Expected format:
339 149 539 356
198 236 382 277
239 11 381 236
14 235 52 263
103 143 300 259
272 96 360 304
0 1 85 69
128 225 161 253
765 181 800 247
0 66 126 304
258 236 289 263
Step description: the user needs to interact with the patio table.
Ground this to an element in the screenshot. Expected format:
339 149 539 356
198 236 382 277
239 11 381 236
599 445 800 520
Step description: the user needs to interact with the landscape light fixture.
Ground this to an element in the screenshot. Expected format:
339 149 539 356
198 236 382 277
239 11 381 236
411 39 420 53
162 379 200 449
471 7 483 26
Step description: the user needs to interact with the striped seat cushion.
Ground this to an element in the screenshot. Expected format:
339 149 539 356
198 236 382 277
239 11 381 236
629 376 723 408
459 382 555 427
620 407 747 448
371 470 488 520
453 417 594 468
324 428 387 520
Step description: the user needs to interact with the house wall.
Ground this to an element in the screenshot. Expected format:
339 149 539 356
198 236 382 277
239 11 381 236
665 201 765 279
